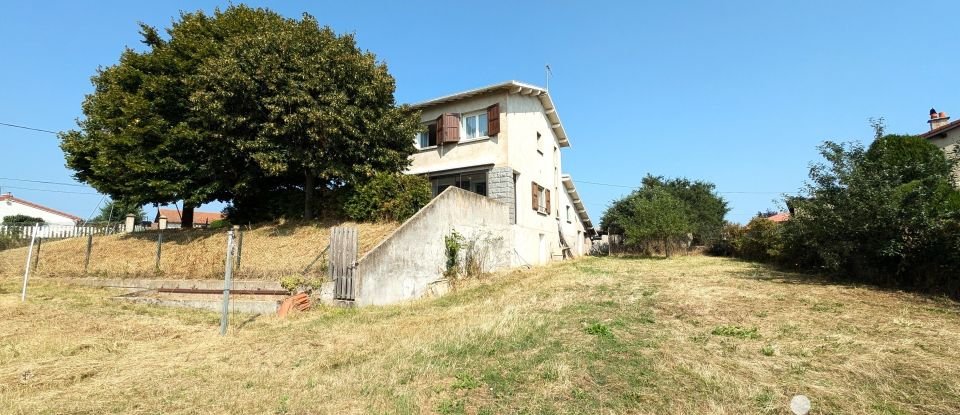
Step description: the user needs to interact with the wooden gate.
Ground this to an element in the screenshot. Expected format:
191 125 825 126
329 226 358 301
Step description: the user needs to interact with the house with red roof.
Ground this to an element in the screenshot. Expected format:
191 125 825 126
0 192 81 226
153 208 223 229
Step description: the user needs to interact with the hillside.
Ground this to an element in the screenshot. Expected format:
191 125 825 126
0 221 398 280
2 256 958 414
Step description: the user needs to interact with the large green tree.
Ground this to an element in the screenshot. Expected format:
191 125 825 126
90 199 147 224
60 5 420 223
601 175 729 248
781 130 960 295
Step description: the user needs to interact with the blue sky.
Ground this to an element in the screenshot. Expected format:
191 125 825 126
2 1 958 224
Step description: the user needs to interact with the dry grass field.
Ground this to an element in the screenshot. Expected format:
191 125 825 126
0 221 398 280
2 255 959 414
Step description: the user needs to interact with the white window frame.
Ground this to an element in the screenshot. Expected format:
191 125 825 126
461 110 488 141
566 205 572 223
537 186 546 213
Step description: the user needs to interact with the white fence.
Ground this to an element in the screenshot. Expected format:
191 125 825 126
0 224 125 240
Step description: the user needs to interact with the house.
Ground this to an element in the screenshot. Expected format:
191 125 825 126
766 212 790 223
921 108 960 181
406 80 594 264
154 208 223 229
0 192 81 226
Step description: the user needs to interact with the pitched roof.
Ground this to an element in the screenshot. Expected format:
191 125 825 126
561 175 595 235
920 118 960 139
0 193 81 222
410 80 572 148
766 212 791 223
155 208 223 225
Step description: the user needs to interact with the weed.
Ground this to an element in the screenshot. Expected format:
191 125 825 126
761 344 775 356
711 325 761 339
584 323 614 339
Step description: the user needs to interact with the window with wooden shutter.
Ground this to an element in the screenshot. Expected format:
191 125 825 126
531 182 539 210
440 113 460 144
486 103 500 136
545 188 551 215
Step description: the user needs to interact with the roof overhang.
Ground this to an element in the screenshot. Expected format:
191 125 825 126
921 118 960 139
410 80 571 148
561 174 595 236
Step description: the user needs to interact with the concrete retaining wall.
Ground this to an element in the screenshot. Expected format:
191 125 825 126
354 187 511 306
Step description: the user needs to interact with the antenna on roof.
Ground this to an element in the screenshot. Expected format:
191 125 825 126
545 64 553 91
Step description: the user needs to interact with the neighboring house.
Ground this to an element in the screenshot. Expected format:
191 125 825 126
0 192 81 226
154 208 223 229
920 108 960 181
406 80 595 264
766 212 790 223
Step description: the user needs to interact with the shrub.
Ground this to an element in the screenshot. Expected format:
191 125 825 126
344 173 432 222
737 217 783 262
207 219 231 230
2 215 44 225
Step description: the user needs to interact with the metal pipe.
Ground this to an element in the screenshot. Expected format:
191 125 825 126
20 223 39 302
219 230 235 336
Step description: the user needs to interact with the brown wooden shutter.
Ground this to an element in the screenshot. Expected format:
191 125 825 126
545 188 551 215
531 182 539 210
486 103 500 136
435 114 444 142
440 113 460 144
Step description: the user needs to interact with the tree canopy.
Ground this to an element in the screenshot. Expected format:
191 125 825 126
601 175 729 255
60 5 421 224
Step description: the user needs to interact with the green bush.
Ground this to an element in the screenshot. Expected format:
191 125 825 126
736 217 783 262
344 173 432 222
207 219 231 230
2 215 44 225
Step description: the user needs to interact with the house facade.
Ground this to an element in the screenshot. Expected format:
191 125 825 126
406 81 594 264
0 192 81 226
921 108 960 181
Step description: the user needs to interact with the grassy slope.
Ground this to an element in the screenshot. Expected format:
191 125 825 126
0 221 398 280
2 256 959 414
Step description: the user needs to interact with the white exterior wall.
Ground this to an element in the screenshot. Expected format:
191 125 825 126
928 129 960 183
0 199 77 226
505 93 566 263
407 92 510 175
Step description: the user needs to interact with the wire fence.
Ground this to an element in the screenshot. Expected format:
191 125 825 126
1 222 398 281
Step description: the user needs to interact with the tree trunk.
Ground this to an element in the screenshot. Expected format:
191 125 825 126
182 204 195 229
304 171 315 220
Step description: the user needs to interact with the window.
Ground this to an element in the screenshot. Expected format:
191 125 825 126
462 111 488 140
538 187 546 211
531 181 549 214
430 170 488 197
566 206 572 223
536 132 543 154
417 123 438 149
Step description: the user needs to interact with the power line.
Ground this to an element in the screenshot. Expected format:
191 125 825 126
575 179 797 194
0 177 91 188
0 185 100 196
0 122 59 135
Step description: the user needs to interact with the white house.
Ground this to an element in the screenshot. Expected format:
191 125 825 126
0 192 81 226
406 80 594 264
921 108 960 182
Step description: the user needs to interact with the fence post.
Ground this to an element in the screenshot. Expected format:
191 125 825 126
220 229 236 336
84 234 93 274
33 237 42 273
20 223 39 302
155 230 163 272
234 225 243 272
124 214 135 233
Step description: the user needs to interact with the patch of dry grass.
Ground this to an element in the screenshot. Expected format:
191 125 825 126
0 221 398 280
2 256 959 414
